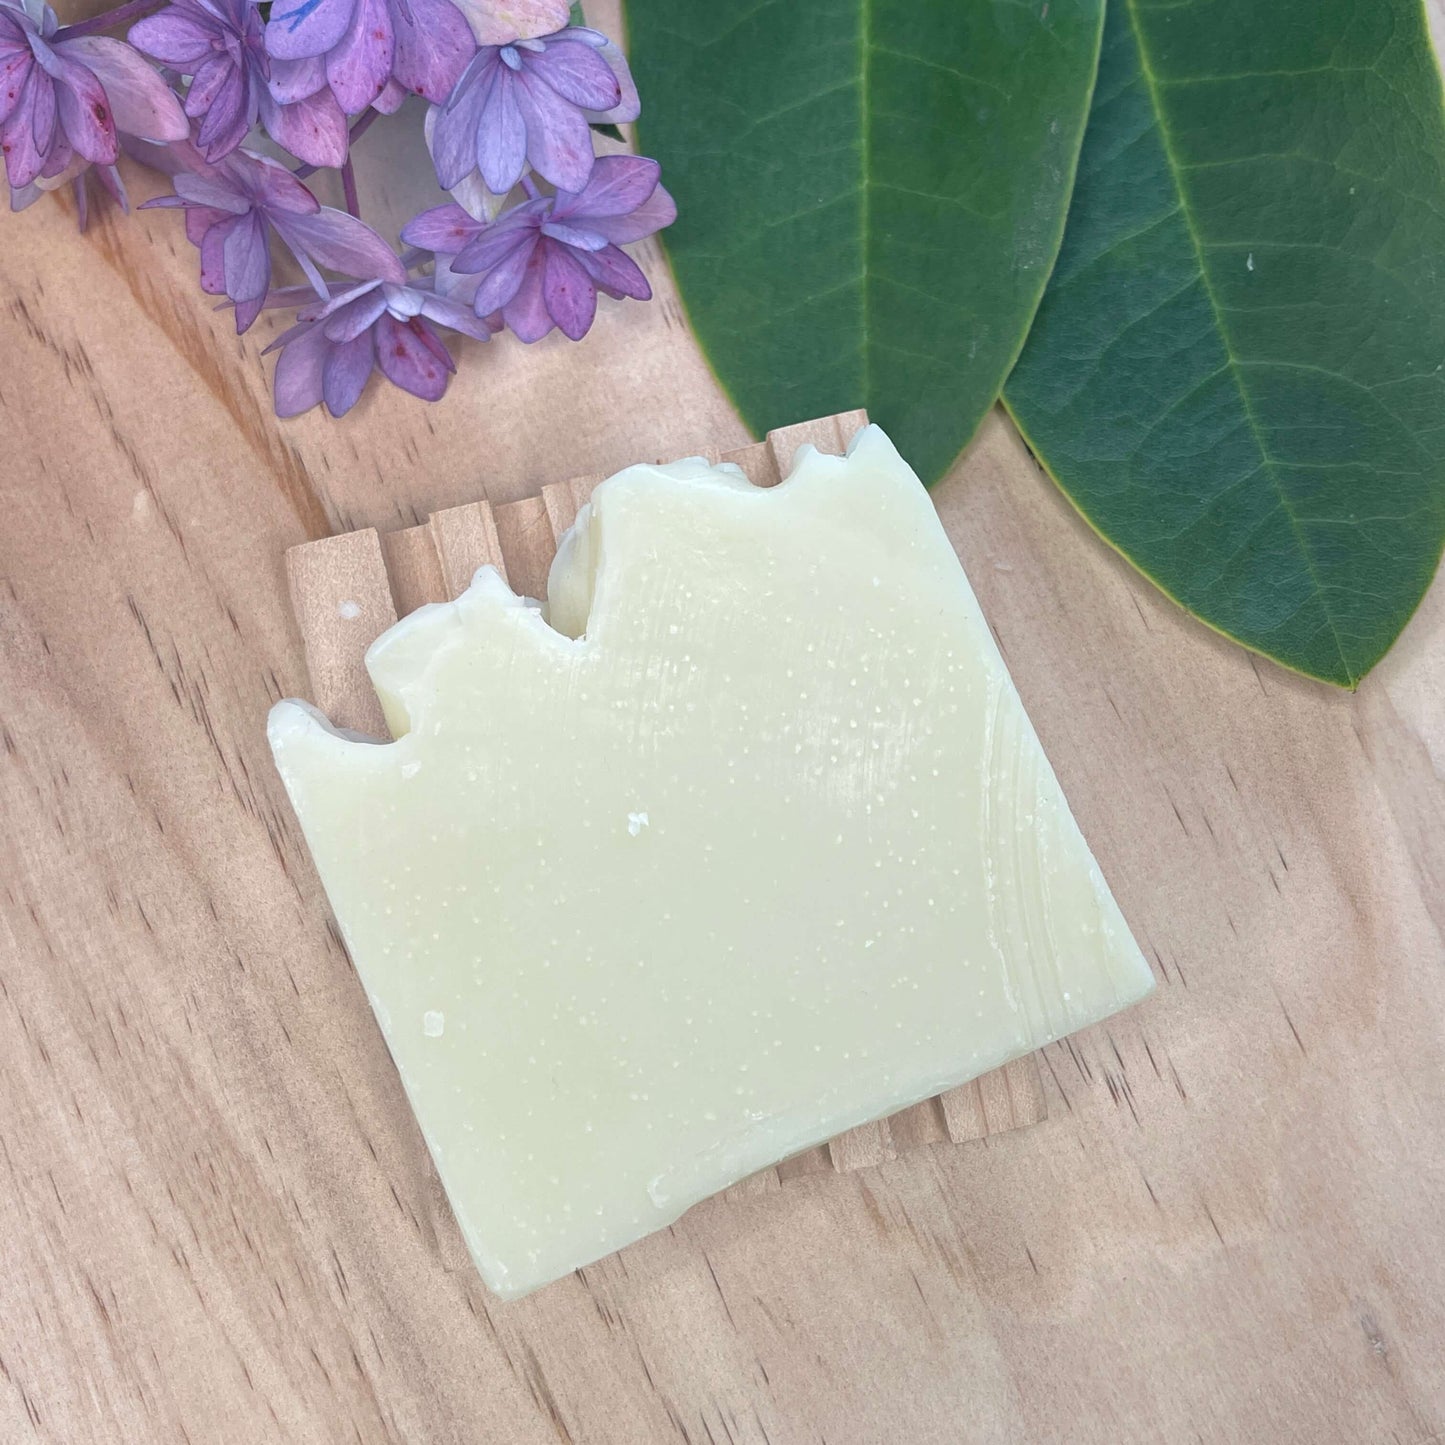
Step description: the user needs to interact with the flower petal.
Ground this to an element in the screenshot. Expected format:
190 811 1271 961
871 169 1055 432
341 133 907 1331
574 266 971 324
39 133 73 178
523 38 618 112
417 289 491 340
23 58 55 156
0 47 31 125
371 74 405 112
427 58 491 189
123 131 204 176
222 205 271 302
448 0 568 48
128 10 217 67
391 0 474 103
573 29 638 125
475 67 527 196
469 233 533 314
233 287 266 331
275 205 407 282
267 52 326 104
540 237 595 340
3 116 48 189
95 159 127 209
265 0 354 63
540 218 605 251
193 62 253 160
375 311 453 400
298 276 378 319
180 200 229 247
382 280 422 318
258 83 349 168
324 0 391 115
556 152 658 220
174 168 249 211
399 201 482 253
184 52 232 120
513 68 592 192
239 148 321 212
2 75 52 192
199 216 234 300
431 250 478 299
323 328 375 415
52 54 119 163
585 180 674 244
578 241 649 300
271 319 331 416
322 286 386 340
58 36 189 141
500 243 551 342
7 176 44 210
451 211 536 273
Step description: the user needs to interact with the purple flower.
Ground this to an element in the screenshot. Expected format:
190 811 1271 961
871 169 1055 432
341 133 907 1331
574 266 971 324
429 25 638 199
2 0 187 195
404 154 672 342
143 145 405 330
264 0 474 116
130 0 346 166
265 273 492 416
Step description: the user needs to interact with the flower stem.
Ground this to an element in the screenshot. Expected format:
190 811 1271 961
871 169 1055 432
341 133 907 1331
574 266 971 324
520 175 541 200
54 0 164 41
348 108 380 146
340 158 360 218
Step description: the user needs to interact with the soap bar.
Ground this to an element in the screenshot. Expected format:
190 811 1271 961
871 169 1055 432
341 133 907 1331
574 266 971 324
269 426 1153 1298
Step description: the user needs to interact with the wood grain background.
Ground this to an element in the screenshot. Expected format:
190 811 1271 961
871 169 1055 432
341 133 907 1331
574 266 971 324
3 5 1444 1441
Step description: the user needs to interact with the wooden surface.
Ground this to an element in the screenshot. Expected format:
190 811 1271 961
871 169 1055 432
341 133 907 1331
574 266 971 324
283 407 1046 1184
3 5 1445 1438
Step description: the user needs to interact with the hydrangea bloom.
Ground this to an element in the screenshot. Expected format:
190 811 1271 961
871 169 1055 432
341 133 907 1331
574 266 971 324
429 25 638 198
130 0 346 165
404 154 673 342
144 146 404 330
264 0 475 115
3 0 670 418
2 0 186 193
265 273 492 416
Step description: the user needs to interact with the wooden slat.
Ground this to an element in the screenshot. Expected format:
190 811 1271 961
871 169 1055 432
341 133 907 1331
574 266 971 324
492 495 555 603
765 410 870 481
284 529 396 737
429 501 506 598
886 1096 950 1153
541 475 602 542
827 1119 897 1173
379 523 447 617
283 410 1047 1177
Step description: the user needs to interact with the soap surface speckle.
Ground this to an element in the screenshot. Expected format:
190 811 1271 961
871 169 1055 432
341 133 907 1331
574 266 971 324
268 426 1154 1299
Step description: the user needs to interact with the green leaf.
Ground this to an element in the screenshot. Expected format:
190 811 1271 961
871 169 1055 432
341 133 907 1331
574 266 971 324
1005 0 1445 688
626 0 1105 485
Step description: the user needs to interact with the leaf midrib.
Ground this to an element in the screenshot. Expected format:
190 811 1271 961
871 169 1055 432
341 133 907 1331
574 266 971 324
1122 0 1354 683
859 0 873 414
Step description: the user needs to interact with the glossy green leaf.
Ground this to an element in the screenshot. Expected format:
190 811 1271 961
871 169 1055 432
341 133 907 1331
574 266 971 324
1005 0 1445 687
626 0 1105 484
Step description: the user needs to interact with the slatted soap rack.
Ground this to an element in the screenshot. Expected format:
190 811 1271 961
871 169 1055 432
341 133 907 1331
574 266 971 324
284 409 1046 1189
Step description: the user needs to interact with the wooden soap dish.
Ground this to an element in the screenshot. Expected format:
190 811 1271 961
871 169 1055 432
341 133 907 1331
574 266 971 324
284 409 1046 1190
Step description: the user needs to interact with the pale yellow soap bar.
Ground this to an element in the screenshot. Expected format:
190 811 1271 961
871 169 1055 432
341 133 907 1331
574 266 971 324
269 426 1153 1298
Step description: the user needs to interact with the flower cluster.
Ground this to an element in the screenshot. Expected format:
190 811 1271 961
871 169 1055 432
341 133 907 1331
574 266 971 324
2 0 672 416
